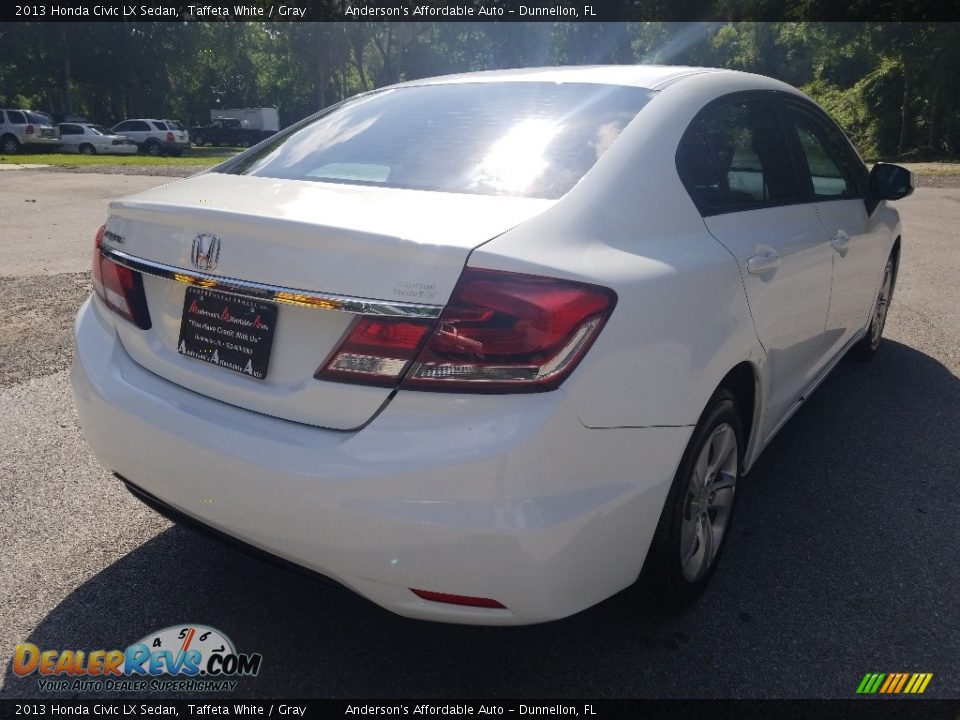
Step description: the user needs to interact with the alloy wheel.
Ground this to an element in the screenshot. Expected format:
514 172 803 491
680 423 738 583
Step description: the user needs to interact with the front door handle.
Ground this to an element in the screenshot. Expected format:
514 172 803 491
746 250 781 275
832 230 850 253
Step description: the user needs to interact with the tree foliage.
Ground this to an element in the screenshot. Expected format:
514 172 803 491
1 21 956 159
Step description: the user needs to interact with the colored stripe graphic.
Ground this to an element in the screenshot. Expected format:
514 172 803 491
857 672 932 694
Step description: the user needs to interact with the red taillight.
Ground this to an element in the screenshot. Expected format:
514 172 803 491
24 124 34 135
411 589 506 609
316 268 616 392
92 225 106 298
318 317 434 386
166 131 175 143
92 225 152 330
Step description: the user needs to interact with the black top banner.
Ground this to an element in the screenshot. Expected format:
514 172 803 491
4 0 960 23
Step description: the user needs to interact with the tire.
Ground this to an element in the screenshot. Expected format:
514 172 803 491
238 138 252 148
853 256 896 361
144 141 163 157
643 388 743 612
193 135 205 147
79 144 96 155
1 135 20 155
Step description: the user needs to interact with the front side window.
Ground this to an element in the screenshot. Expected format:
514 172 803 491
219 82 653 199
677 95 800 216
782 100 867 200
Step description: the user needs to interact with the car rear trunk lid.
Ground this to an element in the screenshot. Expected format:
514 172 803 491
102 172 552 430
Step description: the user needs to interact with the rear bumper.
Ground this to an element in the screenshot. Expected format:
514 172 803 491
72 295 688 624
22 136 61 148
105 144 139 155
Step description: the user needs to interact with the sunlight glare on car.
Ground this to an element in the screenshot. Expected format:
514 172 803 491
472 118 559 194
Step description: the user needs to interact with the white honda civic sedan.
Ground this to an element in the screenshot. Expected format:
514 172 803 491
72 65 913 624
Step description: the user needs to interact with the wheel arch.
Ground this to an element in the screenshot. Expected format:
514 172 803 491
891 234 902 285
716 361 760 474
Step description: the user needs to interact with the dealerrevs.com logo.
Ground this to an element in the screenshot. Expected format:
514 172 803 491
13 624 262 693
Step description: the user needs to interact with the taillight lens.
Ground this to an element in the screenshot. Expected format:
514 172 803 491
24 124 34 135
92 225 152 330
166 131 175 143
318 317 434 387
316 268 616 392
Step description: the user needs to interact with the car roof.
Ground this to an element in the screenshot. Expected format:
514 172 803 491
394 65 733 91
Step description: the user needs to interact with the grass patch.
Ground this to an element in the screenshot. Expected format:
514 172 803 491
0 148 236 167
896 162 960 177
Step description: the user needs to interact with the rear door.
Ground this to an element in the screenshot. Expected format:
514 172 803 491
59 123 82 150
778 97 890 358
677 93 834 437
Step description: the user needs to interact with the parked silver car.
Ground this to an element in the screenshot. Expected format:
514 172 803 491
58 123 138 155
0 109 61 154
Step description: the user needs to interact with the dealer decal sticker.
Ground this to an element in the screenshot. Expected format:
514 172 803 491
12 624 262 693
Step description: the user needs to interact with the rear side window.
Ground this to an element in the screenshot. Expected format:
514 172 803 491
782 100 867 200
677 95 800 216
60 124 82 135
220 82 653 199
151 121 168 130
7 110 26 124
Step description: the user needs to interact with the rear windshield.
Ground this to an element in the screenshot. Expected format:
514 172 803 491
26 112 51 125
219 82 652 199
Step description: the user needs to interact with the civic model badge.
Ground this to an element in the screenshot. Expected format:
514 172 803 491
191 233 221 271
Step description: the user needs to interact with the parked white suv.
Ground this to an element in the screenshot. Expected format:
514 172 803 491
0 109 61 153
110 118 189 156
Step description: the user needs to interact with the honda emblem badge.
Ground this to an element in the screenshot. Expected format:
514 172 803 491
191 233 221 271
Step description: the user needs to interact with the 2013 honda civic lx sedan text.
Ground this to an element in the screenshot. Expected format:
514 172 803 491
71 65 914 624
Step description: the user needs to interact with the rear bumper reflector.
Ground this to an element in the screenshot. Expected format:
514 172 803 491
411 589 506 609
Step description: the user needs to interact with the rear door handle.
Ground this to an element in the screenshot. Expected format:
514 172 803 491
832 230 850 253
746 250 781 275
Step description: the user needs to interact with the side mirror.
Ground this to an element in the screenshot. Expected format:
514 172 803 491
865 163 914 214
869 163 914 201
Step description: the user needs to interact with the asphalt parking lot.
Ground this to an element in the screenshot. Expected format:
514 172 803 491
1 170 958 699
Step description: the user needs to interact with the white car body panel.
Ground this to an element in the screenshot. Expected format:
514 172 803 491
818 199 897 357
703 206 834 440
72 65 903 623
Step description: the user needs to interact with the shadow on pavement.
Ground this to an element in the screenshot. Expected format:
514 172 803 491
4 340 958 699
